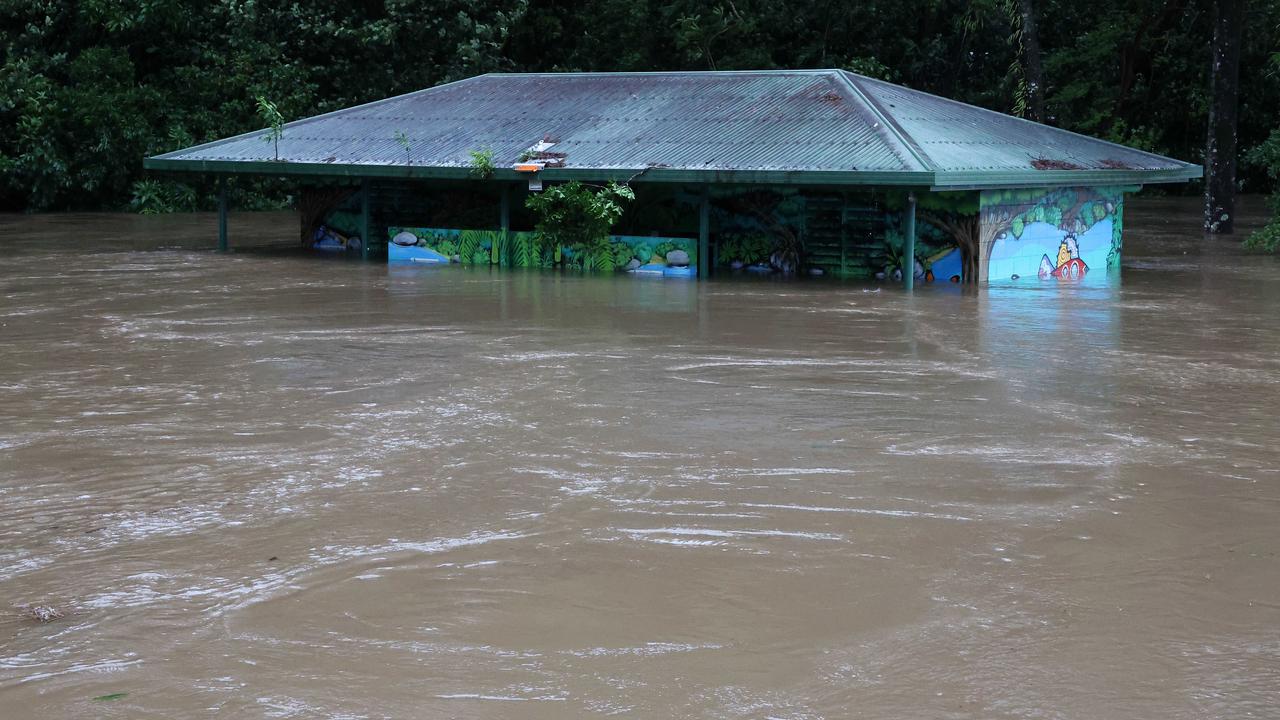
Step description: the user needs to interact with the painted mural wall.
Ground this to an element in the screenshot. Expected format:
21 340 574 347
884 206 965 284
387 227 698 277
305 188 365 253
306 184 1130 285
979 186 1131 283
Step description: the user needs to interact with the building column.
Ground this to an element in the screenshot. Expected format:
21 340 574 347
839 192 849 277
360 179 371 261
217 177 229 252
903 191 917 290
500 184 510 233
698 188 710 279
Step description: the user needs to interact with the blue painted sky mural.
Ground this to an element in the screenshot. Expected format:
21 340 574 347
980 186 1129 285
988 218 1114 282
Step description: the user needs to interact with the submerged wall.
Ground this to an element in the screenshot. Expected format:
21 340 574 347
305 180 1133 285
978 186 1131 283
387 227 698 277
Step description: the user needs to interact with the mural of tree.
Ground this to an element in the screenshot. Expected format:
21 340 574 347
975 186 1129 281
903 186 1129 283
909 191 981 283
298 185 357 246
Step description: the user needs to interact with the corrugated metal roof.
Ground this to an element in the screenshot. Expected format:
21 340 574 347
146 70 1201 189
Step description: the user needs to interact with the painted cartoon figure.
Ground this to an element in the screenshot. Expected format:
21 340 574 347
1038 233 1088 280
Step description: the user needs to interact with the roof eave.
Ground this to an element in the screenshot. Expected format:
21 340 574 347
145 157 1202 190
930 166 1202 191
143 157 937 186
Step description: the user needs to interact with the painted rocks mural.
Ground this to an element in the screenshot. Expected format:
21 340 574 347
980 186 1129 283
387 227 697 277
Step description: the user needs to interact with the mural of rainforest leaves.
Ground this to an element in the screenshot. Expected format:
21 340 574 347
581 251 617 272
490 231 502 265
1108 205 1124 268
393 225 696 275
514 232 539 268
612 242 634 266
457 230 484 264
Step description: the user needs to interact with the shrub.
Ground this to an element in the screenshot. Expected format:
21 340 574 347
1245 129 1280 253
525 181 634 265
469 148 495 180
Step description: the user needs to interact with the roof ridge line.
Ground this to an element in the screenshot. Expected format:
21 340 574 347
482 69 832 77
833 71 935 175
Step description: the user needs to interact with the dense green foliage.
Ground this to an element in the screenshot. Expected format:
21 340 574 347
526 181 634 268
2 0 1278 212
1244 45 1280 252
1245 130 1280 251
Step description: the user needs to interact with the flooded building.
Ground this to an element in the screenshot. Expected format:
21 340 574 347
144 70 1201 285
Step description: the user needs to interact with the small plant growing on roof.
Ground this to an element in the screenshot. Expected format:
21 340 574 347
394 130 412 166
469 148 496 180
256 95 285 161
525 181 634 269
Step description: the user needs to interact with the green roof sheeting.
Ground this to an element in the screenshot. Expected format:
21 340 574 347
145 70 1201 189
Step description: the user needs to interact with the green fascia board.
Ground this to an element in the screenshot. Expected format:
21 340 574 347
143 157 1200 190
142 157 935 186
929 165 1202 190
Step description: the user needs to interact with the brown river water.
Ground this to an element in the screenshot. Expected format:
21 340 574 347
1 197 1278 719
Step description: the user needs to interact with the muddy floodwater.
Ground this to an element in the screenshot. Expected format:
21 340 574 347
1 198 1278 719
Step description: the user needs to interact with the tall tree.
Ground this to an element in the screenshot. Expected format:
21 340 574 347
1018 0 1045 122
1205 0 1245 234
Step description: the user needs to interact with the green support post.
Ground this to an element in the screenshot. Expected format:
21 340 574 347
840 192 848 278
360 179 371 261
217 177 228 252
698 189 710 279
904 191 917 291
500 185 510 233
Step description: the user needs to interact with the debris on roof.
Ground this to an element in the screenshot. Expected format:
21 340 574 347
1031 157 1083 171
514 139 567 171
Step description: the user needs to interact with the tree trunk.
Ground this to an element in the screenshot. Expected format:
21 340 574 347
919 210 980 283
298 186 356 246
1018 0 1045 123
1205 0 1244 234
